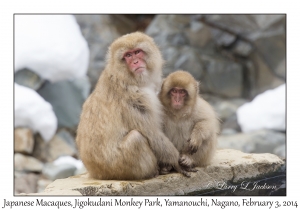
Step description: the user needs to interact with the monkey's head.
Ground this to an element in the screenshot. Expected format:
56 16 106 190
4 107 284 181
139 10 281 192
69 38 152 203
159 70 199 111
106 32 164 86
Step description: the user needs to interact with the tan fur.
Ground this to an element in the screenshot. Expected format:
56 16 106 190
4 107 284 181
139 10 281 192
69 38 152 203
159 70 219 169
76 32 187 180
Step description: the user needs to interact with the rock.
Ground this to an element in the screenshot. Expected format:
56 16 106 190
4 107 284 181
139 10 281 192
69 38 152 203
206 14 259 35
14 173 39 194
55 130 77 153
237 84 285 132
28 149 283 196
185 21 212 48
37 77 90 129
14 153 43 172
14 128 34 154
201 95 245 128
146 15 253 98
221 128 238 135
213 98 248 121
211 27 236 47
165 51 243 98
14 171 26 178
37 179 53 193
218 129 286 154
32 134 48 162
32 131 77 163
221 113 241 133
251 29 286 80
201 14 286 97
203 14 285 37
25 189 82 196
147 16 195 80
274 144 285 159
42 163 77 181
173 46 204 80
255 31 286 88
146 15 190 48
14 68 45 90
72 76 91 99
200 56 243 98
246 26 286 96
74 15 136 90
232 40 253 56
247 53 284 98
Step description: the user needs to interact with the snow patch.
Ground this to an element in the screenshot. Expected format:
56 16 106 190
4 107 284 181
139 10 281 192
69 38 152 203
237 84 286 132
14 83 57 141
15 15 89 82
53 156 83 170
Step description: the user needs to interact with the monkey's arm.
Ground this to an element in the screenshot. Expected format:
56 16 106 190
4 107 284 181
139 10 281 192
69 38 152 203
141 128 179 163
128 91 180 163
139 128 191 177
188 120 213 154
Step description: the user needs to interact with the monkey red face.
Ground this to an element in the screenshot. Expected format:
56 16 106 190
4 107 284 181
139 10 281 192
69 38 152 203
170 87 187 110
123 49 146 75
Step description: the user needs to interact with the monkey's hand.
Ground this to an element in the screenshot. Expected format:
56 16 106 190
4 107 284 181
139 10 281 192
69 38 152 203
179 154 193 168
179 154 198 173
187 138 201 154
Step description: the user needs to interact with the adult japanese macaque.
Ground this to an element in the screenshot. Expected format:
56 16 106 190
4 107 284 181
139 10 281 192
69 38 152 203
76 32 190 180
159 70 219 173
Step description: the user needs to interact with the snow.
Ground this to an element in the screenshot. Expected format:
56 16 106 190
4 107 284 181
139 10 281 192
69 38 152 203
14 83 57 141
53 156 83 170
237 84 286 132
14 15 91 141
15 15 89 82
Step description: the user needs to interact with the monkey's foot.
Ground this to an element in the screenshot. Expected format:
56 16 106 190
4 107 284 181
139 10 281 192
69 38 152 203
153 169 160 178
184 167 198 172
159 165 172 175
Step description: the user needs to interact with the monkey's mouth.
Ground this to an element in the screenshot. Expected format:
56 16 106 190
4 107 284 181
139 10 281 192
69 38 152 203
172 99 183 109
134 67 145 74
172 103 183 110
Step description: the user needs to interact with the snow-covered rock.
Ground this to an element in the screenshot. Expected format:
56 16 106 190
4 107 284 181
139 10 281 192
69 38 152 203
53 156 83 170
52 156 86 177
14 83 57 141
15 15 89 82
237 84 285 132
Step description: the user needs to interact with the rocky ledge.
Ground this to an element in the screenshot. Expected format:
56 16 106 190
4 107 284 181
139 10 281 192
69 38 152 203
23 149 284 196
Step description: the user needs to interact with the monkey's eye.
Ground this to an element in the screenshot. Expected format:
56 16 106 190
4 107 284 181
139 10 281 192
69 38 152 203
125 53 132 58
170 88 187 95
135 50 141 55
179 90 186 94
171 88 178 94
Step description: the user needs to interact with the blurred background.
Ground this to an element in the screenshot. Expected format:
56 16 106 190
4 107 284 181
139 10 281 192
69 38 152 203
14 14 286 194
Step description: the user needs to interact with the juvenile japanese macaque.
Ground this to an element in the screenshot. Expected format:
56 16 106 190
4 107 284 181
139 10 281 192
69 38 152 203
76 32 190 180
159 70 219 173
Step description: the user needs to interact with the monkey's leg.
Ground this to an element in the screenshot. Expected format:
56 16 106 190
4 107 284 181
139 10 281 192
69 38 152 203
192 139 217 167
120 130 159 180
